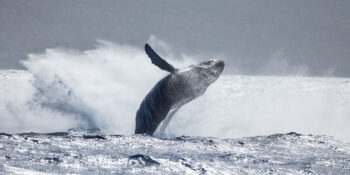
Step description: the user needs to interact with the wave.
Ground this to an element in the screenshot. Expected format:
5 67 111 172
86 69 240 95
1 40 350 140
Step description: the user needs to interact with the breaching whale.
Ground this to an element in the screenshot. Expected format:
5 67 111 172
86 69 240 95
135 44 225 135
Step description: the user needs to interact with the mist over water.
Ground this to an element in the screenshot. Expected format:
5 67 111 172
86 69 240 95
1 40 349 140
167 76 350 140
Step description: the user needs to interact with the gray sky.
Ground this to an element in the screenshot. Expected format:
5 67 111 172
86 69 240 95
1 0 349 77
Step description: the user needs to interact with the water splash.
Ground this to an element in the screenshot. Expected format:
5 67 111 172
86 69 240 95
18 40 194 134
0 40 349 140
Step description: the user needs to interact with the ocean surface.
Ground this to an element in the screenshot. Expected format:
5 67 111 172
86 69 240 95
0 131 350 174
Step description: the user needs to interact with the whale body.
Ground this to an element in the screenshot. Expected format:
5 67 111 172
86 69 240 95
135 44 225 135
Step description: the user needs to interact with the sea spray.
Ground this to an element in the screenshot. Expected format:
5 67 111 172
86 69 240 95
0 41 349 140
20 40 194 134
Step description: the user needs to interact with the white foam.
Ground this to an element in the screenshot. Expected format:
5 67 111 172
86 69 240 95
0 40 349 140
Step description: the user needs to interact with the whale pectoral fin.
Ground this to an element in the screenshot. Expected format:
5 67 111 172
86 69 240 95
158 107 180 134
145 43 177 73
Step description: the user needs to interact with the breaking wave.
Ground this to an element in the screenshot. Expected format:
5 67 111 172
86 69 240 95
1 39 350 140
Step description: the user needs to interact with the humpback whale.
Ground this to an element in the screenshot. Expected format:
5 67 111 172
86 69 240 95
135 44 225 135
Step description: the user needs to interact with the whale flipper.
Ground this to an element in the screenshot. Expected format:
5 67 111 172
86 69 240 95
145 44 177 73
158 107 180 134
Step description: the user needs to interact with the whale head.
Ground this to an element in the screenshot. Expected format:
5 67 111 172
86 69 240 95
195 59 225 82
177 59 225 95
